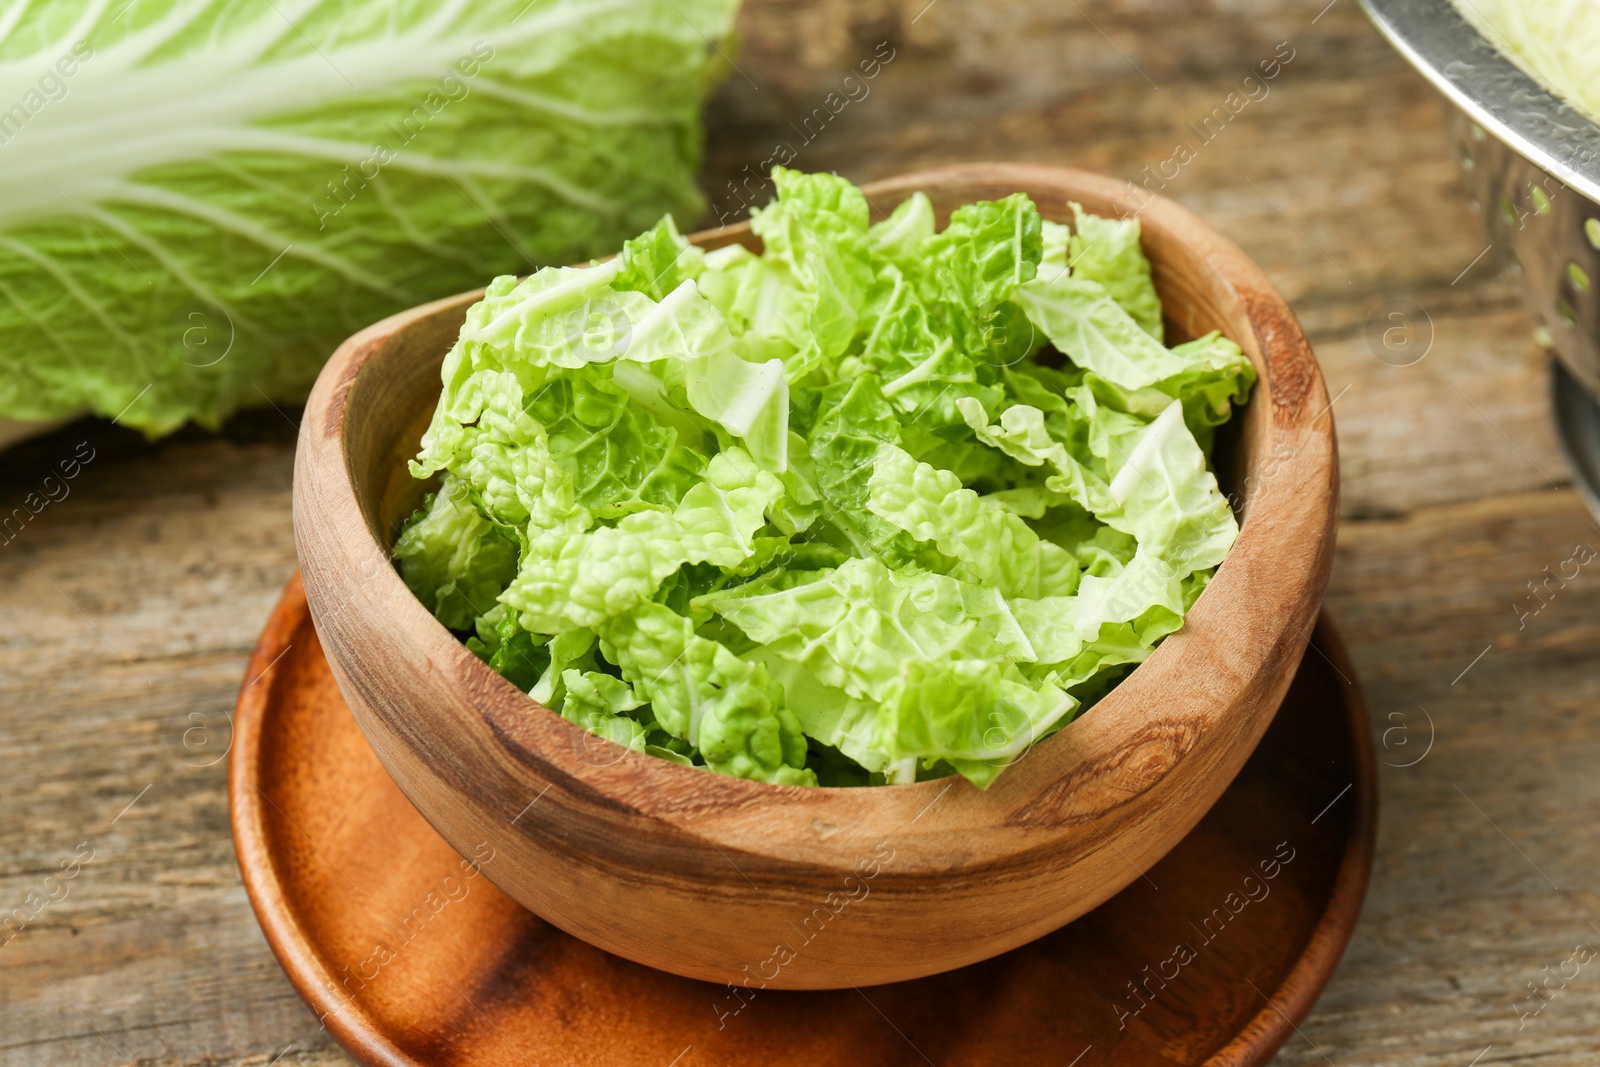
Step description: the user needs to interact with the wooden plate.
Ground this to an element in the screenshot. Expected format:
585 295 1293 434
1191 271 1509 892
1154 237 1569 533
231 576 1375 1067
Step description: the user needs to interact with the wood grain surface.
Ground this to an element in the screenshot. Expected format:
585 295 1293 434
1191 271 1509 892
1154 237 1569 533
290 162 1334 989
0 0 1593 1062
230 580 1373 1067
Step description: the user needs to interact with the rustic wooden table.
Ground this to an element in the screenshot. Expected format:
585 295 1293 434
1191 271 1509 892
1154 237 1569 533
3 1 1597 1064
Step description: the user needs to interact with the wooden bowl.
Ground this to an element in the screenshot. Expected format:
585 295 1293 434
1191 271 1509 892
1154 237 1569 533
292 162 1337 990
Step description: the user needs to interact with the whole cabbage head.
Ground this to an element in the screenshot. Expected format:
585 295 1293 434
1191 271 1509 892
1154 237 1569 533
0 0 739 435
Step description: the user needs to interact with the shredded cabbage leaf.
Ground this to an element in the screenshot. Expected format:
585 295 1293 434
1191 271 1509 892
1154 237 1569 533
397 168 1255 789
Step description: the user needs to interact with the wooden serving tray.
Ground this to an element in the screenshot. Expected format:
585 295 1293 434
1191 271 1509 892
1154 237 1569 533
231 576 1374 1067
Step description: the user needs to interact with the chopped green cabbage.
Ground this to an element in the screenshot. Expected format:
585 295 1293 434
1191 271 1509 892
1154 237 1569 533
397 168 1255 789
0 0 738 435
1455 0 1600 126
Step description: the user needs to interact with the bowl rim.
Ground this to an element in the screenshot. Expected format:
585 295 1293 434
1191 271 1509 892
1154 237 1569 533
1359 0 1600 204
293 161 1337 879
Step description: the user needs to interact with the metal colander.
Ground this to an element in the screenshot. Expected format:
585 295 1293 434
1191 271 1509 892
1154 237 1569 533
1361 0 1600 514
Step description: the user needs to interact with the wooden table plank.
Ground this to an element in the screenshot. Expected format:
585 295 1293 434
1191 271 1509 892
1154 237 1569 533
1286 489 1600 1066
0 418 318 1067
4 0 1598 1063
